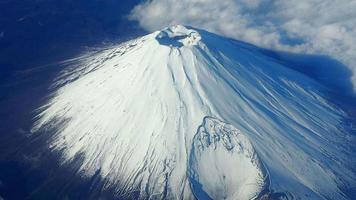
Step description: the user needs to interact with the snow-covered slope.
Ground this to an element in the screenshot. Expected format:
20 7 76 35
32 25 356 199
189 117 268 200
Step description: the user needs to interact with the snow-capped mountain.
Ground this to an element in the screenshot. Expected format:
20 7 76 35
32 25 356 199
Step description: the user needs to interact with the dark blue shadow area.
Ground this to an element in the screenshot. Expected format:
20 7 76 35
0 149 123 200
259 49 356 124
188 177 213 200
258 49 356 143
0 0 145 81
259 49 354 96
156 35 185 48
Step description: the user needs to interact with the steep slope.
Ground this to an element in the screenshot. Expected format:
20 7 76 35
32 25 355 199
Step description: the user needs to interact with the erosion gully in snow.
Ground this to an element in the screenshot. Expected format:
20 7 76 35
32 25 356 199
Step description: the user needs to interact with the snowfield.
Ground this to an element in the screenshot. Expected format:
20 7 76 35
32 25 356 199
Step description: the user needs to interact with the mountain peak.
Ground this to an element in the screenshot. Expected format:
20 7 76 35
32 26 356 199
155 25 202 47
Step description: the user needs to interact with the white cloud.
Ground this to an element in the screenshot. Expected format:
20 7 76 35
129 0 356 92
